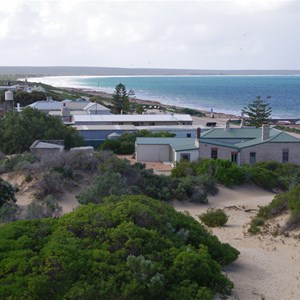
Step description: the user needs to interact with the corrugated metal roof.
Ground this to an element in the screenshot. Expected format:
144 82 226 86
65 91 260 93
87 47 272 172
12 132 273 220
28 101 62 110
72 125 137 131
73 114 193 122
83 102 110 111
136 137 198 151
137 127 300 152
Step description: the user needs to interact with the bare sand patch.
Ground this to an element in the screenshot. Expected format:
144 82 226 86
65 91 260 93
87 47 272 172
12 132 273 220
173 184 300 300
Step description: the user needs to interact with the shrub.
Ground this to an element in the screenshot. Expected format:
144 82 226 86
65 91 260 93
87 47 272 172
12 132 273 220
199 208 228 227
1 153 38 172
171 160 197 178
248 216 265 234
35 171 64 199
0 178 18 207
26 195 62 219
0 195 239 299
0 202 19 223
248 223 261 234
197 159 246 186
245 166 280 190
257 193 288 219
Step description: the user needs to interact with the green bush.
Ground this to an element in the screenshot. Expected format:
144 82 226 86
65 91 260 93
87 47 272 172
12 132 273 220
0 195 239 299
257 193 288 220
245 166 280 190
248 223 261 234
199 209 228 227
171 160 197 178
99 130 175 154
0 178 18 207
197 159 246 186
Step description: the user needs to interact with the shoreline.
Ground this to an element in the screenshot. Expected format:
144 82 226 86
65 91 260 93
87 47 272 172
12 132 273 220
63 86 238 120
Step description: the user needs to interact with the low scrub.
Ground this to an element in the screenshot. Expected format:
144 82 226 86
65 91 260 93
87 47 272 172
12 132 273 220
199 208 228 227
249 184 300 234
197 159 246 186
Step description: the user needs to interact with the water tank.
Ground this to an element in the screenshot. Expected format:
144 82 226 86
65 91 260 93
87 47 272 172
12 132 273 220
5 91 14 101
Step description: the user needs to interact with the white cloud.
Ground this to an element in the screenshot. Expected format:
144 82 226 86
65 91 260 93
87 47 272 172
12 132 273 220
0 0 299 69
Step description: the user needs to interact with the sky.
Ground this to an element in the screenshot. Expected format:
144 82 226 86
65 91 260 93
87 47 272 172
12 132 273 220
0 0 300 70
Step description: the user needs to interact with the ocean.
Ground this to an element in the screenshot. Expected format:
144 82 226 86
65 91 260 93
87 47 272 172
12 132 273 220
27 75 300 119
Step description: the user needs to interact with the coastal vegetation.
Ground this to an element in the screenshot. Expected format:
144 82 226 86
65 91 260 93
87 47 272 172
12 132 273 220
0 195 239 299
199 209 228 227
171 159 245 187
0 108 83 154
0 177 18 207
99 130 175 155
77 151 215 204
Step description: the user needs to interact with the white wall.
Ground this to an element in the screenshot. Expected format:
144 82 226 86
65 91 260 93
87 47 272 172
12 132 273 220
136 144 171 162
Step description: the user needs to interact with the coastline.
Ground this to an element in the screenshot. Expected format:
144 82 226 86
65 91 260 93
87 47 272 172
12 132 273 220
63 86 237 121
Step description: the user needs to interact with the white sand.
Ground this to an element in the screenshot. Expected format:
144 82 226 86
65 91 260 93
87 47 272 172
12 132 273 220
173 184 300 300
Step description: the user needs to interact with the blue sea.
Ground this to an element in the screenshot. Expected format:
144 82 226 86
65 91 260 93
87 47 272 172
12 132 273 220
28 75 300 119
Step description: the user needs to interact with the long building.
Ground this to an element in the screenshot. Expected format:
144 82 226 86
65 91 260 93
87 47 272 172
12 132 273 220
71 114 193 126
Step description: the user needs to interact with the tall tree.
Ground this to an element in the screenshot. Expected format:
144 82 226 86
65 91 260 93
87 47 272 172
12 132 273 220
242 96 272 127
112 83 135 114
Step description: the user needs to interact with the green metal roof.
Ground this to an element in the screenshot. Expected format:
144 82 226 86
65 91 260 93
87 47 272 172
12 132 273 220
201 127 279 139
136 137 198 152
136 127 300 152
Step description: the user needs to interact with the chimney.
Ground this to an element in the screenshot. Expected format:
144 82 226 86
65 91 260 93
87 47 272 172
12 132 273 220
195 127 201 148
196 127 201 140
225 121 230 131
262 124 270 140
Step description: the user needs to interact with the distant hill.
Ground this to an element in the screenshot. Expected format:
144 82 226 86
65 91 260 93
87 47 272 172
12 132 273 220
1 66 300 77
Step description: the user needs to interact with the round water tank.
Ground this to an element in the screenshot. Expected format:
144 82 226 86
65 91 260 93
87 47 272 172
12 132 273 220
5 91 14 101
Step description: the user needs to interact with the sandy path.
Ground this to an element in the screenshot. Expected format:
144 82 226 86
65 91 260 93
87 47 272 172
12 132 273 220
173 184 300 300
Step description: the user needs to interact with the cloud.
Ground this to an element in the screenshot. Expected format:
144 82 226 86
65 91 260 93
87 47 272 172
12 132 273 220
0 0 299 69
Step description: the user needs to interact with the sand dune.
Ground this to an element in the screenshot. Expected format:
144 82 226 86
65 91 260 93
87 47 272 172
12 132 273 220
173 184 300 300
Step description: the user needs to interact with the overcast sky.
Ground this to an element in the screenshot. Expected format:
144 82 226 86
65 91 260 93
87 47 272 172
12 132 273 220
1 0 299 69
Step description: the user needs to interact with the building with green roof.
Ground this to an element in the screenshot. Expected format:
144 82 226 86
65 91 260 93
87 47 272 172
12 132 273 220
135 124 300 165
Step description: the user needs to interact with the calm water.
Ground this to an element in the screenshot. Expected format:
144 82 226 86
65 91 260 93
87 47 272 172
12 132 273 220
29 75 300 118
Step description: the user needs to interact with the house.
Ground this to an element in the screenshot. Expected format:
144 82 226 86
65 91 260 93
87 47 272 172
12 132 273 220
71 114 193 126
135 124 300 165
27 98 111 115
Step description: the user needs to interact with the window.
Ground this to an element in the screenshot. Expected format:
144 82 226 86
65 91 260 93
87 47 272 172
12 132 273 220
250 152 256 165
119 122 124 125
187 133 191 138
231 152 238 163
180 153 190 161
282 149 289 163
149 122 155 126
211 148 218 159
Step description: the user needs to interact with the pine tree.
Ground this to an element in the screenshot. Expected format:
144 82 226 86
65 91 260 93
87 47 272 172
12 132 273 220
112 83 135 114
242 96 272 127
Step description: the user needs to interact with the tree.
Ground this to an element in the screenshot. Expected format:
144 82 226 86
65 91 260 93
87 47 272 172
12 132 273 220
242 96 272 127
112 83 135 114
0 178 17 207
0 107 83 154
